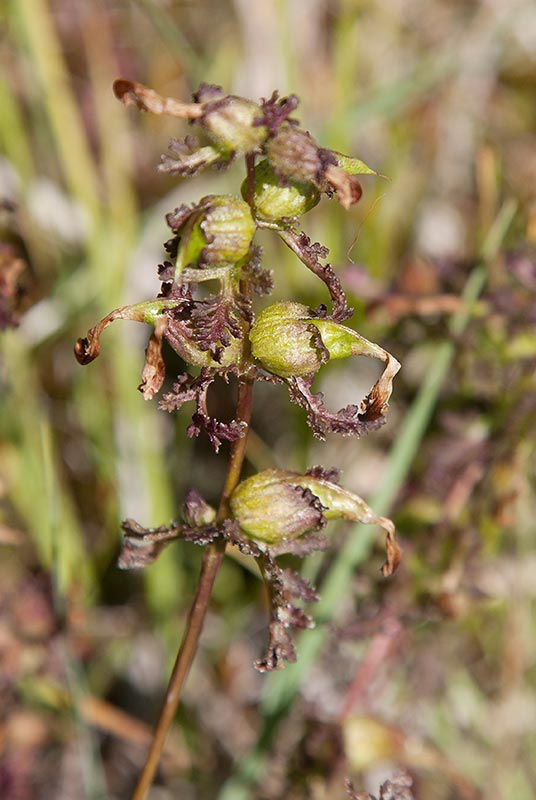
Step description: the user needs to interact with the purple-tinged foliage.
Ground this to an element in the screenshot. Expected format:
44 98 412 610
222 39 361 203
159 367 247 452
257 90 300 136
255 553 318 672
287 375 386 440
188 291 249 360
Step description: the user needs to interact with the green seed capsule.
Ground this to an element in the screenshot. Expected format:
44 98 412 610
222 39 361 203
229 469 323 544
265 126 324 184
250 302 323 377
229 468 401 575
241 159 320 222
202 97 267 155
250 301 388 378
174 195 256 276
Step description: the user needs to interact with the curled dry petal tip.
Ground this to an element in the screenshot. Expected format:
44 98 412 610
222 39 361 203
324 164 363 209
74 336 97 365
112 78 203 118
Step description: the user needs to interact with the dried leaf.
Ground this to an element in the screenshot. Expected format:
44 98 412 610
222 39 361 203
160 368 247 452
254 553 318 672
118 519 182 569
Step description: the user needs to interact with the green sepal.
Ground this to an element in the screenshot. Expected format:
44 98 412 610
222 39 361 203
332 151 377 175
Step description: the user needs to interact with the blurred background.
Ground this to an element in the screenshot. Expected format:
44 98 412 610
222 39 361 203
1 0 536 798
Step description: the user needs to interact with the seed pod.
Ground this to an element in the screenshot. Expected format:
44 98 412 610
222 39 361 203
250 302 324 377
250 301 391 378
241 159 320 222
229 468 401 575
173 195 256 277
266 127 374 209
266 126 330 185
250 302 400 437
229 469 325 544
198 92 268 155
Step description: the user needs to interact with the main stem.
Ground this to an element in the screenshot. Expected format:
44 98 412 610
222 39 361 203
131 376 255 800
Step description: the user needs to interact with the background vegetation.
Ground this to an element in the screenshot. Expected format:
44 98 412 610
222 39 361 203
1 0 536 798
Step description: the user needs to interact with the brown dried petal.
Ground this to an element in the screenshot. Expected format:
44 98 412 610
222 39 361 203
0 245 26 329
360 350 401 425
118 519 182 569
181 489 216 527
139 316 167 400
113 79 203 118
379 515 402 577
324 164 363 209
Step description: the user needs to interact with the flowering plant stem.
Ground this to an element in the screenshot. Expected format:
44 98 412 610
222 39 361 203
75 79 404 799
132 377 255 800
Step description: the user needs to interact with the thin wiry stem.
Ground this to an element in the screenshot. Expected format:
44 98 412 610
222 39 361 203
131 321 256 800
131 541 224 800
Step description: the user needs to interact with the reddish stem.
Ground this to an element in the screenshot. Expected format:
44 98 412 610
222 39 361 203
131 377 255 800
